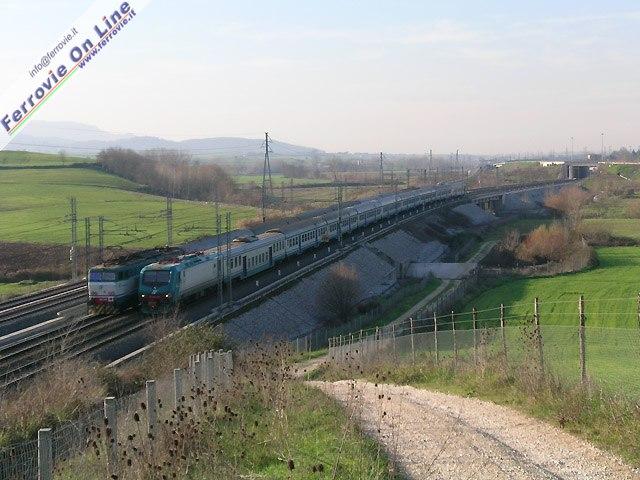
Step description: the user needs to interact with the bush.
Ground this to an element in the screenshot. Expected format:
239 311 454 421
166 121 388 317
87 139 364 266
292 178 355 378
516 224 570 264
316 263 361 326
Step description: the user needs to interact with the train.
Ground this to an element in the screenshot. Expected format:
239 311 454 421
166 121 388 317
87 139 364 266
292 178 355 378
87 247 183 314
137 181 466 314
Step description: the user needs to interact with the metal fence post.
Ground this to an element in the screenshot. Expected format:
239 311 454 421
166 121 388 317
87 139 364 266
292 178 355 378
433 312 438 364
146 380 157 436
534 297 544 378
410 317 415 363
472 307 478 366
174 368 183 410
37 428 52 480
579 295 587 384
104 397 118 476
500 303 507 368
392 323 396 358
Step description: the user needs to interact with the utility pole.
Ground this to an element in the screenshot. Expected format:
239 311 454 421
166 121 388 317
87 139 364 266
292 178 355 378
98 216 105 264
69 197 78 280
166 195 173 246
84 217 91 274
379 152 384 186
337 182 343 248
406 168 410 189
261 132 273 222
225 212 232 303
216 203 223 306
601 132 605 161
570 136 574 163
456 149 460 179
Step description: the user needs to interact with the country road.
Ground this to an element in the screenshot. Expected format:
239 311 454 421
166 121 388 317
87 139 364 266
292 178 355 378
309 380 640 480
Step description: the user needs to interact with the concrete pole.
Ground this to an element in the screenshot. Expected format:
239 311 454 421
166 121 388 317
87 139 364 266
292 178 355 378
174 368 183 410
500 303 507 368
534 297 544 378
146 380 157 436
433 312 438 364
38 428 52 480
472 307 478 366
410 317 415 364
451 310 457 365
104 397 118 475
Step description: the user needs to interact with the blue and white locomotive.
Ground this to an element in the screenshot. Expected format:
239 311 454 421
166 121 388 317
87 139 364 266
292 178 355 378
87 247 182 314
138 181 465 314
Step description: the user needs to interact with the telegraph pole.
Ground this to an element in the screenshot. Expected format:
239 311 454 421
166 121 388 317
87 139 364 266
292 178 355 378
69 197 78 280
84 217 91 274
337 182 343 248
406 169 410 189
379 152 384 186
98 216 105 264
216 203 223 306
166 195 173 246
225 212 232 303
261 132 273 222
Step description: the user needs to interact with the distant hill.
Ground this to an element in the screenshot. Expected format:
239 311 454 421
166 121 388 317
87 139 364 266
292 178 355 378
6 121 324 160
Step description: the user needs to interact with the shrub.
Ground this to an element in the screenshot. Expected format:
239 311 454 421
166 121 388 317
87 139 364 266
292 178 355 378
316 263 361 326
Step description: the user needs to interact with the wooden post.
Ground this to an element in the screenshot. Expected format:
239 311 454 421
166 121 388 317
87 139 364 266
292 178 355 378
472 307 478 366
375 326 380 353
146 380 157 437
500 303 507 368
174 368 183 410
38 428 52 480
534 297 544 378
433 312 438 364
410 317 415 363
579 295 587 384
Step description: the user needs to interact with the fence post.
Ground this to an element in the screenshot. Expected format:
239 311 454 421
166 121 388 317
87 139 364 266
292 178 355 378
146 380 157 437
295 337 300 353
636 292 640 330
410 317 415 364
579 295 587 384
534 297 544 379
104 397 118 475
472 307 478 366
433 312 438 364
174 368 183 410
392 323 396 358
375 326 380 353
451 310 457 365
500 303 507 368
38 428 52 480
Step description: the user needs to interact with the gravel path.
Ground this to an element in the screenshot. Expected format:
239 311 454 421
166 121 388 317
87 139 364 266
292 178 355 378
309 380 640 480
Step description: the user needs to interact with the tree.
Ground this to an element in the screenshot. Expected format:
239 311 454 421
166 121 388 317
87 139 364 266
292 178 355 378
544 186 591 226
58 149 67 166
316 263 361 326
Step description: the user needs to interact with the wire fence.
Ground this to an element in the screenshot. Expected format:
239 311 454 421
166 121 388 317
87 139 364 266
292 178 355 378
328 296 640 397
0 350 233 480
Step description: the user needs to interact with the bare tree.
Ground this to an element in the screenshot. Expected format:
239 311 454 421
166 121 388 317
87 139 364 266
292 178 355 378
544 186 591 227
316 263 361 326
58 149 67 166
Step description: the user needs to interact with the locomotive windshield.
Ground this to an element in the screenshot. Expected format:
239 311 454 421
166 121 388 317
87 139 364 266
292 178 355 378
142 270 171 287
89 271 117 282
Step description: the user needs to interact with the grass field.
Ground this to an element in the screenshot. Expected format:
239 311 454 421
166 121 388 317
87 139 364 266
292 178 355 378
233 174 331 185
0 150 92 167
0 280 61 300
0 168 257 248
459 247 640 328
583 218 640 240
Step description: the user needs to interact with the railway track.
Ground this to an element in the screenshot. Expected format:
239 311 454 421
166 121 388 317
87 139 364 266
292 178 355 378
0 281 87 325
0 312 150 388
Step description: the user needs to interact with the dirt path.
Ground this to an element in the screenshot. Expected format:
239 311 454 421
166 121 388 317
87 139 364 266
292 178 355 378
309 380 640 480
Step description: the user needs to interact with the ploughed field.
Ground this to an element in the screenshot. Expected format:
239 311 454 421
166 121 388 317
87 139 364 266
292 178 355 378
0 167 257 248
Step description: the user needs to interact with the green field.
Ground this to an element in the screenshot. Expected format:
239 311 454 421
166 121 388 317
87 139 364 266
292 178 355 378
0 280 61 300
233 173 331 186
0 168 257 248
0 150 93 167
460 247 640 328
583 218 640 240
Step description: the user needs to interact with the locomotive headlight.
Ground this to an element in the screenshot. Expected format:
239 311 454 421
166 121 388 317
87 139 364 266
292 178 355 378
141 294 146 298
165 294 170 298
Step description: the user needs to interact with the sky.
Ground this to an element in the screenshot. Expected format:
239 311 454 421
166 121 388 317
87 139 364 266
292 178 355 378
1 0 640 155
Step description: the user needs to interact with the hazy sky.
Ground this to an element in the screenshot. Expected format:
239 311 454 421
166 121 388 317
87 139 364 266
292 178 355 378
1 0 640 154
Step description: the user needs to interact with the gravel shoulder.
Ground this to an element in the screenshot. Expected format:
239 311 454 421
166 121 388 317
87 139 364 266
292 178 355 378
308 380 640 480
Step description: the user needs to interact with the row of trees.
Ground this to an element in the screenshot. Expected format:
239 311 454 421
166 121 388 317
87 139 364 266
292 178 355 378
97 148 235 201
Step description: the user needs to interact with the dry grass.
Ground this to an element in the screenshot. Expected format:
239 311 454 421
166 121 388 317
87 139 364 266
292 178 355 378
0 359 105 447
